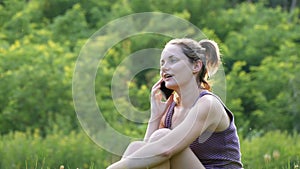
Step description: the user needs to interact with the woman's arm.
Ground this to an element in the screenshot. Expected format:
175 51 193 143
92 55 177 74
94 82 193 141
144 79 174 142
143 117 161 142
107 95 225 169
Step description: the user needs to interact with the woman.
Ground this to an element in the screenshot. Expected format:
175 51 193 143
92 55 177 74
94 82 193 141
107 38 243 169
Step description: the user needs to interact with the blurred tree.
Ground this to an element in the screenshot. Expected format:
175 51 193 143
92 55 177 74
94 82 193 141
0 0 299 139
249 40 300 132
225 61 252 137
219 3 295 70
51 3 89 49
41 0 79 20
0 39 76 134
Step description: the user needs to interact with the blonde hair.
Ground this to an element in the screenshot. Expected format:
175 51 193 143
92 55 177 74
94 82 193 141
167 38 221 91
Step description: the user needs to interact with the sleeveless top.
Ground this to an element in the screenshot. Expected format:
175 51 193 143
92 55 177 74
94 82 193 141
163 91 243 169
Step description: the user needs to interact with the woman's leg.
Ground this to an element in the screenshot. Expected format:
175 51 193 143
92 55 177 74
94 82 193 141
122 141 146 159
147 129 171 169
121 128 205 169
148 128 205 169
170 148 205 169
120 129 170 169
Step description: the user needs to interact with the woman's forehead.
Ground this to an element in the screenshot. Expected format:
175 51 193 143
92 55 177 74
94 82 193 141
161 44 184 58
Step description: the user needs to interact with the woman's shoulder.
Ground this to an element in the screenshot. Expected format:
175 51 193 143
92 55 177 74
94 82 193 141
196 93 226 115
195 93 231 132
198 92 221 105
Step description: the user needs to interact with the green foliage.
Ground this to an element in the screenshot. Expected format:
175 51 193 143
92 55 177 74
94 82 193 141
0 129 109 169
0 130 299 168
0 0 299 138
217 2 295 69
0 39 76 134
226 37 300 136
0 0 300 167
41 0 79 20
51 3 89 47
0 0 27 26
226 61 252 136
240 130 300 169
249 53 300 132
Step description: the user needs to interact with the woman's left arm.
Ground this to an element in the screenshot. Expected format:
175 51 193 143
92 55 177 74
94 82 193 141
107 95 223 169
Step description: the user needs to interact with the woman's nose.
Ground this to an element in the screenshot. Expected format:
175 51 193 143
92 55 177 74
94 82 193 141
160 63 169 71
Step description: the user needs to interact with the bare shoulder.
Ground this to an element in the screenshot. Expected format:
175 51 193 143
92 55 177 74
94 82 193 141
196 94 224 111
195 94 230 131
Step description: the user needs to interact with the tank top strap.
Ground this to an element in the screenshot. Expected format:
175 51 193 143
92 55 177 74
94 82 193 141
164 101 176 129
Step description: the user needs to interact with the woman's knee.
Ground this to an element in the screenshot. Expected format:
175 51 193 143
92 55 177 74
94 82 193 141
126 141 145 151
148 128 171 142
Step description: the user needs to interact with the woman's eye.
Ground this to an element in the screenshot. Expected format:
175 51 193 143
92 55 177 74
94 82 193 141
160 57 178 67
170 58 178 63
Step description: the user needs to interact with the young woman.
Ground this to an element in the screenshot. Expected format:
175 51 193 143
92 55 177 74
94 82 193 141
107 38 243 169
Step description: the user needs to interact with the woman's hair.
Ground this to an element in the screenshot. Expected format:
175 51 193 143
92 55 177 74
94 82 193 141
166 38 221 91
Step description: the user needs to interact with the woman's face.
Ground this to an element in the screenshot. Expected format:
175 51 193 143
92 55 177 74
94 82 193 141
160 44 197 90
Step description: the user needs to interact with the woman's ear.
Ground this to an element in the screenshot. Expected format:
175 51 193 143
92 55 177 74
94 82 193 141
192 60 202 74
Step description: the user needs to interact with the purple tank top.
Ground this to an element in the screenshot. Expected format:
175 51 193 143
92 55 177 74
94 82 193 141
164 91 243 168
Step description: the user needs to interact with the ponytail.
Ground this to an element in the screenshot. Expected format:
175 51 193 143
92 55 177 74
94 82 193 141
198 39 221 91
199 39 221 78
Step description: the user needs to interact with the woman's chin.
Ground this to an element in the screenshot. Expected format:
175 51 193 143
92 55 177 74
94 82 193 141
165 83 177 90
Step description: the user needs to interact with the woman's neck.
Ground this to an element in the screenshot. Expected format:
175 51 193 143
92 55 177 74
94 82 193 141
175 82 204 108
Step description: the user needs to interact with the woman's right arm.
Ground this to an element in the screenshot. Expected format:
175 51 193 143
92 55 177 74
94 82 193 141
144 79 173 141
143 116 162 142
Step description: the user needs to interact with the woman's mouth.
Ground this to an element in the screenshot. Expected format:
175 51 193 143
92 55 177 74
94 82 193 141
163 73 173 80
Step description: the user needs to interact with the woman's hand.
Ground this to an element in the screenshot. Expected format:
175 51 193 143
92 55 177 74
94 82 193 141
150 78 173 122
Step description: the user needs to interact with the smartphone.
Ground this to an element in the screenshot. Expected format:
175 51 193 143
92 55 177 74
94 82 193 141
160 81 174 99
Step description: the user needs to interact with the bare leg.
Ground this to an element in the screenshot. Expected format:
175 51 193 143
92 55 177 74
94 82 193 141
149 129 205 169
121 128 205 169
120 129 171 169
122 141 146 159
147 129 171 169
170 148 205 169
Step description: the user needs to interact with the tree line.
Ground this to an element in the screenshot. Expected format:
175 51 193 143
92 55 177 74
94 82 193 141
0 0 299 139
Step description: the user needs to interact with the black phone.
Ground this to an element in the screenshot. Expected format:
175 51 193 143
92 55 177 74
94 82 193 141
160 81 174 99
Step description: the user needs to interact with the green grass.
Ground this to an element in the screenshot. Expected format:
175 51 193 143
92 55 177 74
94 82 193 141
240 130 300 169
0 129 299 169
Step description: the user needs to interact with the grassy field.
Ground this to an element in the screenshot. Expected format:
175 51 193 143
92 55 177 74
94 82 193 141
0 129 299 169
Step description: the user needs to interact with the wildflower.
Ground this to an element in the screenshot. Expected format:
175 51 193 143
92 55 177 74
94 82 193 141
60 165 64 169
263 154 271 163
272 150 280 160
